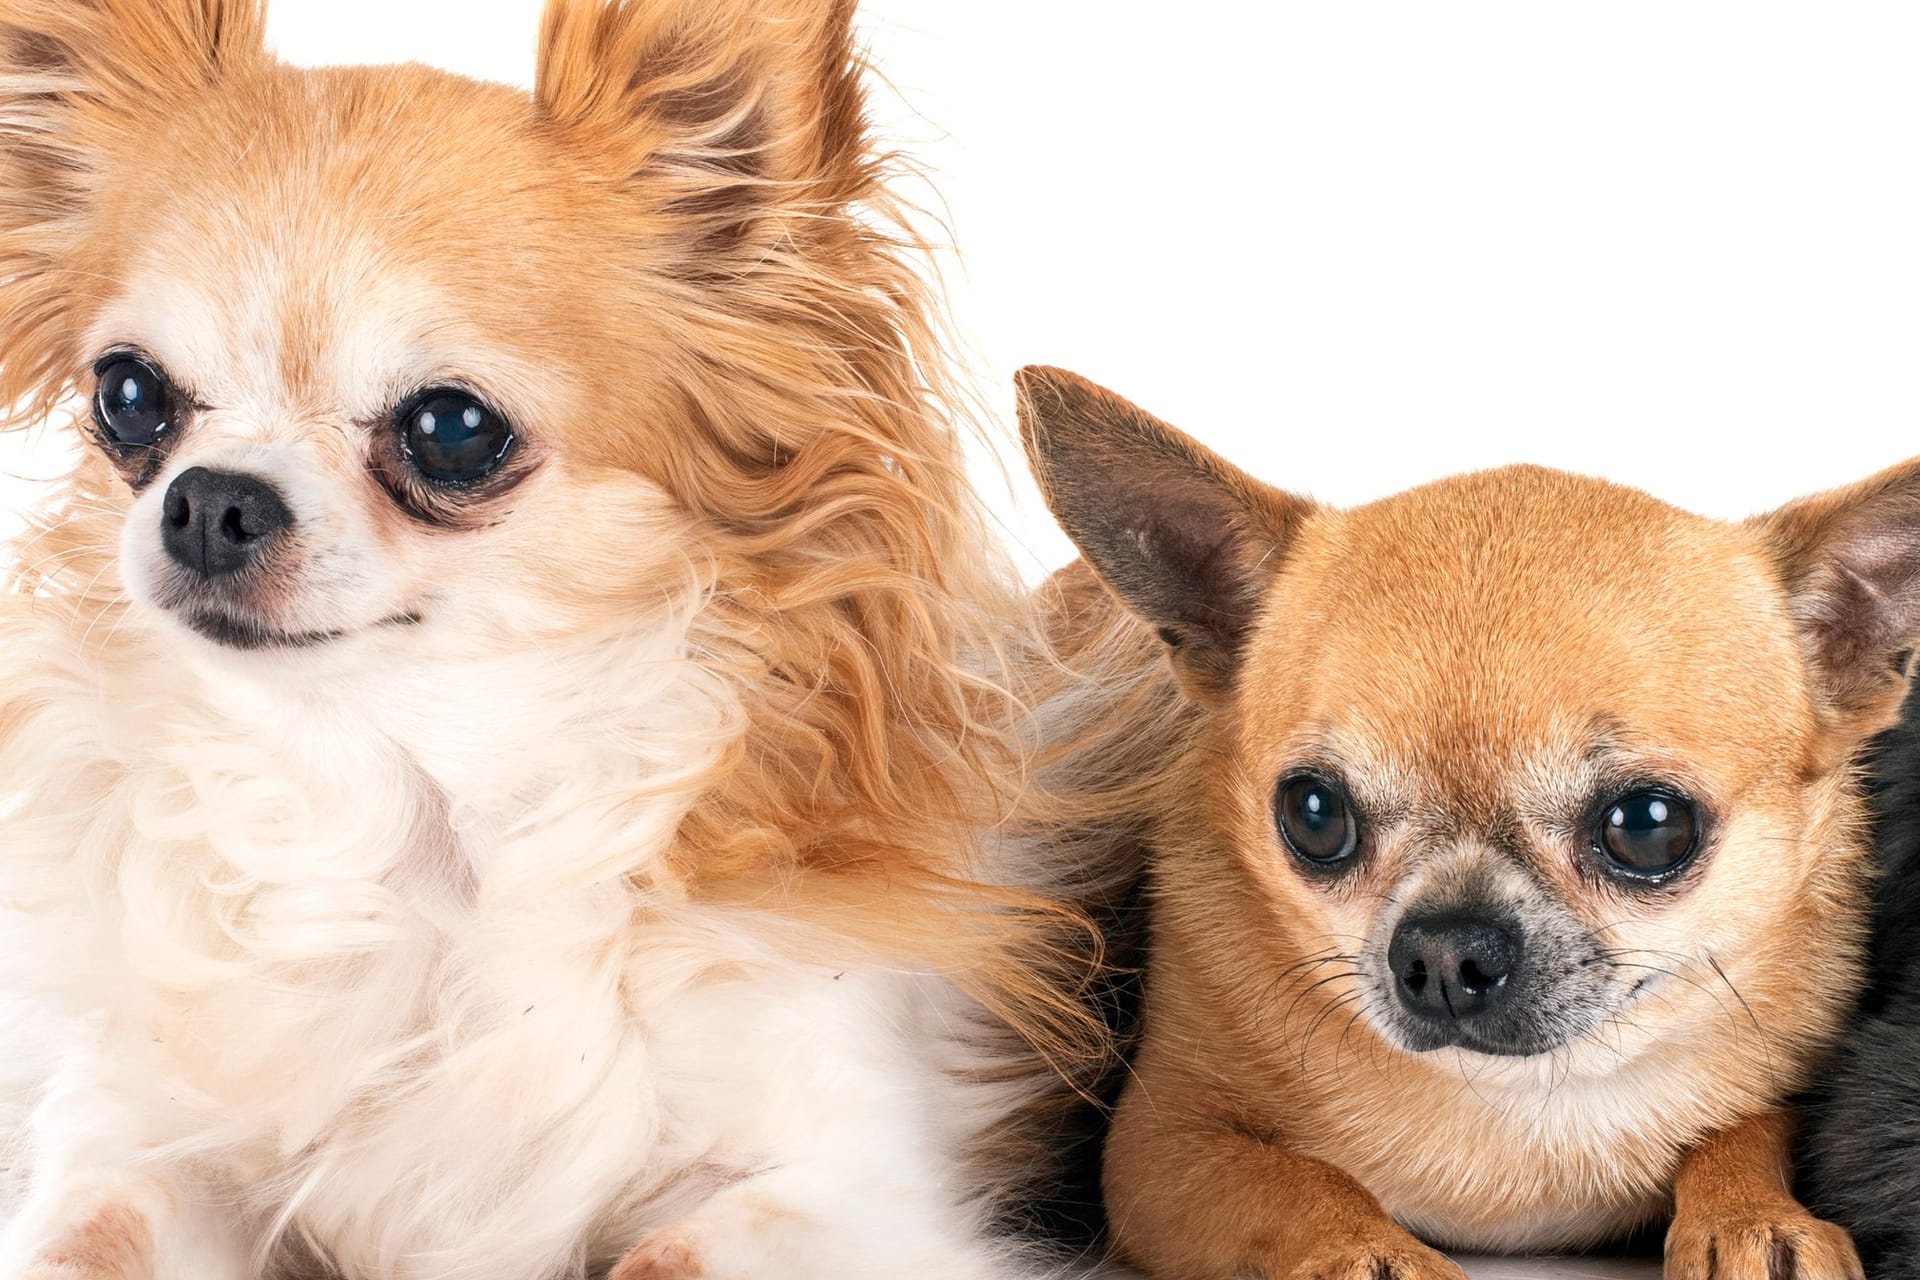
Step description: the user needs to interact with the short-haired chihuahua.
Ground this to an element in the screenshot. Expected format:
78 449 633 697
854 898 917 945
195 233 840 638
1018 366 1899 1280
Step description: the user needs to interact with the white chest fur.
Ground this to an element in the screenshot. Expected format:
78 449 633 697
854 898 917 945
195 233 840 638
0 614 1025 1280
1310 1040 1740 1254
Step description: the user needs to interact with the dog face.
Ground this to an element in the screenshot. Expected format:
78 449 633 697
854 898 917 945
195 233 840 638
0 0 881 676
81 66 664 666
1021 366 1912 1072
1228 469 1823 1060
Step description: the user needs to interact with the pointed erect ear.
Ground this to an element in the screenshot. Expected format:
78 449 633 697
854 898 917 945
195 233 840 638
1756 457 1920 736
0 0 266 426
0 0 263 101
1016 366 1316 700
535 0 867 249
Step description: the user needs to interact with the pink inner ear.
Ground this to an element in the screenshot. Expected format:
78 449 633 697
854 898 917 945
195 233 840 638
1783 482 1920 728
1045 459 1285 696
1827 520 1920 635
1125 486 1267 641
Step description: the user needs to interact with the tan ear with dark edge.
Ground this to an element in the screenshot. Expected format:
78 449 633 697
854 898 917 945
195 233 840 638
0 0 264 208
535 0 867 251
0 0 267 428
1016 366 1315 701
1755 455 1920 738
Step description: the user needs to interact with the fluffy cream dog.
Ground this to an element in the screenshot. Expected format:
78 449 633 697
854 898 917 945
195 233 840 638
0 4 1097 1279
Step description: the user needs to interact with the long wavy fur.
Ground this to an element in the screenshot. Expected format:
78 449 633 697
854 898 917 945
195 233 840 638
0 0 1114 1236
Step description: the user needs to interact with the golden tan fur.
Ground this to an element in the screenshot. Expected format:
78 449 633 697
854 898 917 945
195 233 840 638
33 1207 155 1280
1017 367 1900 1279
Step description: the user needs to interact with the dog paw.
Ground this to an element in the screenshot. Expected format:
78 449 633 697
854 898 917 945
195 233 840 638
1287 1235 1467 1280
608 1232 705 1280
10 1204 156 1280
1665 1206 1863 1280
609 1234 703 1280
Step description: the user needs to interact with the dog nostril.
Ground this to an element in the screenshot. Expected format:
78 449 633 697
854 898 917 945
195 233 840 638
220 505 257 544
1402 958 1429 995
1458 957 1506 996
164 491 192 530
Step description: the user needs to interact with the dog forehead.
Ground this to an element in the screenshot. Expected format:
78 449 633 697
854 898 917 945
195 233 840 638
80 62 626 404
1236 465 1818 797
94 226 421 413
99 63 569 268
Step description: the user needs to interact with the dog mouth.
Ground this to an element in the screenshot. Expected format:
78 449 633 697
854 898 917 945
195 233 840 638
1390 1019 1567 1059
183 608 423 651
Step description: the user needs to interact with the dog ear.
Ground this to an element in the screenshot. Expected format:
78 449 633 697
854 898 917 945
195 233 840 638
1017 366 1316 701
0 0 262 98
0 0 266 205
1757 457 1920 737
0 0 266 426
535 0 868 253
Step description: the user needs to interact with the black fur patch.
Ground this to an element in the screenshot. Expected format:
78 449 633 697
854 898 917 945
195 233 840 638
1012 867 1149 1248
1802 683 1920 1277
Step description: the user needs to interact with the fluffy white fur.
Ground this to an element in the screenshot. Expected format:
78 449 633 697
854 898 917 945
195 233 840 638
0 566 1044 1280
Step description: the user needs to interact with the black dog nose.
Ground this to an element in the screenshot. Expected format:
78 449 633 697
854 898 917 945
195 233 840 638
160 468 292 579
1388 911 1520 1022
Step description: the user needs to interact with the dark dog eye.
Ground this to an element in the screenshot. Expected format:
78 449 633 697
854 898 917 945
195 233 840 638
1275 774 1359 866
1599 790 1698 876
93 356 176 447
399 390 514 485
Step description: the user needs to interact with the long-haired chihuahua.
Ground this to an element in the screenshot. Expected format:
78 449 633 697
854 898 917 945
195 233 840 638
0 5 1101 1279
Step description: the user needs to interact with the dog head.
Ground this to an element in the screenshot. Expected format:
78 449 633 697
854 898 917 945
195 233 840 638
0 0 923 673
0 3 1104 1086
1020 366 1904 1069
0 3 1089 1045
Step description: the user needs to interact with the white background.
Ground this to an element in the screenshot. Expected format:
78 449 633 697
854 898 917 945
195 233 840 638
4 6 1905 1271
